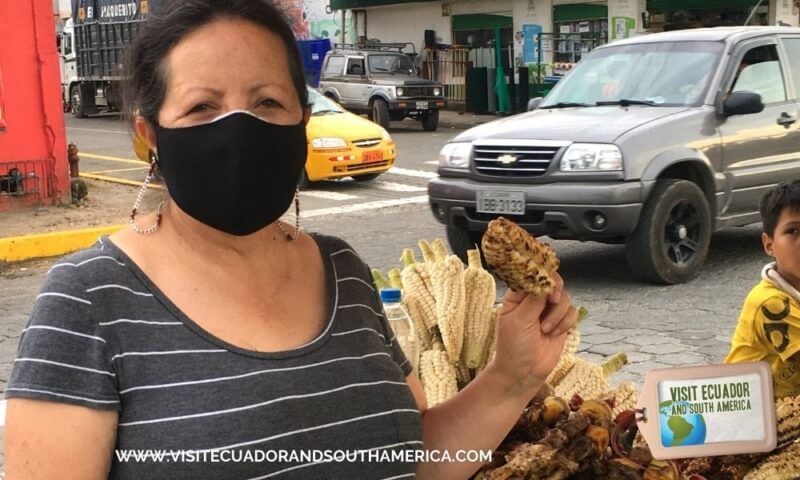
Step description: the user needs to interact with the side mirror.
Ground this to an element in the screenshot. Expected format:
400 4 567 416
527 97 543 111
722 91 764 116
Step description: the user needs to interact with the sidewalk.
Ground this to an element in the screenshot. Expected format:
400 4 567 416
437 110 502 130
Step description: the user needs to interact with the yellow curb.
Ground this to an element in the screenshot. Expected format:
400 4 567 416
81 152 145 165
87 166 150 175
80 172 164 189
0 225 126 263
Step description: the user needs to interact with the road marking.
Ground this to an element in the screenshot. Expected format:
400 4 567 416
373 181 426 193
87 166 150 175
81 172 164 189
301 195 428 218
67 126 129 134
388 167 437 179
81 152 145 165
425 160 439 165
301 190 361 201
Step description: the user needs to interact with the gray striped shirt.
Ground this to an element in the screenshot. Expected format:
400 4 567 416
8 234 422 479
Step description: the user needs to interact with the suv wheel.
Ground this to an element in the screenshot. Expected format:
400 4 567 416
372 98 390 129
298 169 312 190
446 226 484 264
421 110 439 132
625 179 711 284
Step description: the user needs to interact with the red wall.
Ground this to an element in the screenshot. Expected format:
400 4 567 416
0 0 69 212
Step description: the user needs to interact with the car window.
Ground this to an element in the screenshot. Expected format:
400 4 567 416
540 41 723 108
64 34 73 56
345 57 365 76
324 56 345 76
307 88 344 114
780 38 800 99
368 54 415 74
729 44 786 104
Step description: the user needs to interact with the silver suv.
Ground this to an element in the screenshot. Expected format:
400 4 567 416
318 43 447 131
429 27 800 284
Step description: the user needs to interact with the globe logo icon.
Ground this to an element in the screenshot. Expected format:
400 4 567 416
659 400 707 447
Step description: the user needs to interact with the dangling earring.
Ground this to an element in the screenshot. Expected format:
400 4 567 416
277 187 301 241
130 160 164 235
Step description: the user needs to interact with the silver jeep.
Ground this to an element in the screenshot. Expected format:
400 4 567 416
318 43 447 131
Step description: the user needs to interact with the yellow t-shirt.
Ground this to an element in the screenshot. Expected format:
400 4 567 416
726 279 800 399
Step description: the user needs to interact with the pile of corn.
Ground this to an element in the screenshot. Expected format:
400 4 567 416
372 217 635 411
678 393 800 480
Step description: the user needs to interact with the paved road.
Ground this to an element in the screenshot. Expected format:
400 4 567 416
1 114 770 407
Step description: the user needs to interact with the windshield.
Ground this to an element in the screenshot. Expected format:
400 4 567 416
368 54 416 74
541 41 724 108
308 88 343 114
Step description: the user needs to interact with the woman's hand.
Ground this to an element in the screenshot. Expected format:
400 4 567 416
491 272 578 397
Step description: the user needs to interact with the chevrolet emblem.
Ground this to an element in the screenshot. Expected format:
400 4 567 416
497 154 519 165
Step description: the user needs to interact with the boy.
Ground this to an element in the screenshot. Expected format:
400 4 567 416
726 180 800 399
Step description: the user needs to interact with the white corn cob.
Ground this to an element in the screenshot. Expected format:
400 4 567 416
430 239 466 364
554 353 627 400
462 249 497 369
420 348 458 407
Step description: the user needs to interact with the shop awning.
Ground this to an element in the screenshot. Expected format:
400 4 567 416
648 0 762 12
554 4 608 23
452 14 512 32
330 0 437 10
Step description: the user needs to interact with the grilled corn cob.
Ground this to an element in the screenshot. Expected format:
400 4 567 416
554 353 628 400
776 394 800 449
430 239 466 363
743 441 800 480
400 248 437 333
481 217 559 297
462 249 497 369
419 348 458 407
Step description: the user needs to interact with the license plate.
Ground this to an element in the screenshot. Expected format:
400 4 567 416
476 191 525 215
416 101 429 110
363 150 383 162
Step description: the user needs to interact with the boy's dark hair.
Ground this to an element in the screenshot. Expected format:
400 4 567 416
759 179 800 236
123 0 308 127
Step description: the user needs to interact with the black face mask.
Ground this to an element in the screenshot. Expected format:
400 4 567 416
154 111 307 236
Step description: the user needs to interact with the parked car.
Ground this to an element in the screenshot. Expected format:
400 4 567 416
429 27 800 284
303 87 396 186
318 43 447 131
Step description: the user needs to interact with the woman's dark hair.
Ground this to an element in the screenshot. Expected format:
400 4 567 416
759 179 800 236
124 0 308 126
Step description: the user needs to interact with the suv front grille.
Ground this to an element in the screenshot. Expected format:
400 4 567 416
473 141 567 178
353 138 382 148
402 86 433 97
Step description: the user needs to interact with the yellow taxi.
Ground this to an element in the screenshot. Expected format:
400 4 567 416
133 88 397 187
303 87 396 187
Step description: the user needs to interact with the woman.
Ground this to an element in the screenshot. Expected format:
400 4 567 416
4 1 578 478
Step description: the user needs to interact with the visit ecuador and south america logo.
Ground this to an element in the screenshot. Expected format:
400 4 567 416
659 381 755 447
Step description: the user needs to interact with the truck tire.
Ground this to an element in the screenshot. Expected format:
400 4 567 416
298 168 312 190
421 110 439 132
446 225 485 264
625 179 711 284
371 98 390 129
70 85 87 118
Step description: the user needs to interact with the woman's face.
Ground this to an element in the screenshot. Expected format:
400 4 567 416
154 17 304 129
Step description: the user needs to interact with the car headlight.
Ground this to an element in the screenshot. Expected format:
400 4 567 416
433 87 442 96
311 137 348 148
438 142 472 169
560 143 623 171
396 87 404 97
